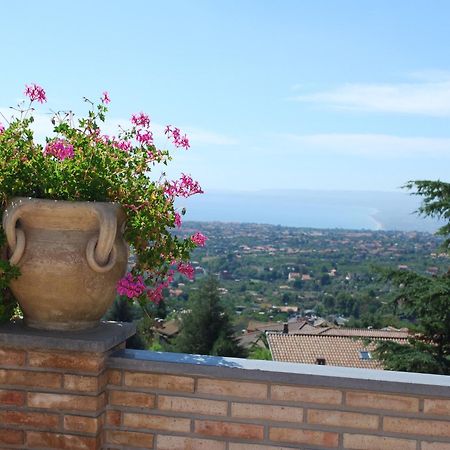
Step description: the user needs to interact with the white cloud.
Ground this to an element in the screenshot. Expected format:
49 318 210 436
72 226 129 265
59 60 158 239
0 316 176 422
280 133 450 158
292 74 450 116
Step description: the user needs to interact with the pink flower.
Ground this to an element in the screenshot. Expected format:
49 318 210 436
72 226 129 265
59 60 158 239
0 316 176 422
0 122 4 134
174 212 182 228
117 273 146 299
131 112 150 128
136 130 153 145
165 125 190 149
115 139 132 152
24 83 47 103
177 262 195 280
44 139 74 160
191 232 207 247
101 91 111 104
164 174 203 198
146 274 174 304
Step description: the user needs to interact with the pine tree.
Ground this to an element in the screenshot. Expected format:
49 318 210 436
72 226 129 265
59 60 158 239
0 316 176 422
374 180 450 374
174 276 246 357
104 297 149 350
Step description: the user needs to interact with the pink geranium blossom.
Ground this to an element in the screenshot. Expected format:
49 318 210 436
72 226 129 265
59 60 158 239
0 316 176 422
24 83 47 103
0 122 4 134
101 91 111 104
115 139 132 152
146 273 174 304
136 130 153 145
165 174 203 198
165 125 190 149
131 112 150 128
174 212 182 228
44 139 74 160
191 232 207 247
117 273 146 299
177 262 195 280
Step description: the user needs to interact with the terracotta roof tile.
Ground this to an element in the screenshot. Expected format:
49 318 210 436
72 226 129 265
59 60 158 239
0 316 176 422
267 333 408 369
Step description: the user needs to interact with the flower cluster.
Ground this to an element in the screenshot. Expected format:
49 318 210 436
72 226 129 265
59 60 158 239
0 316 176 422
0 83 207 317
44 139 74 160
24 83 47 103
117 273 146 299
165 174 204 198
131 112 151 128
165 125 190 149
146 273 174 304
191 232 207 247
177 262 195 280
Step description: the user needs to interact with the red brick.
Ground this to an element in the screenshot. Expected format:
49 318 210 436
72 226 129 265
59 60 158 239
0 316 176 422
0 369 62 388
232 402 303 423
64 415 103 434
105 410 121 427
157 435 226 450
270 427 339 448
346 391 419 413
106 430 154 448
229 445 296 450
0 429 24 445
343 433 416 450
107 369 122 385
28 392 104 412
109 390 155 408
26 431 99 450
159 395 227 416
123 412 191 433
64 374 101 392
0 347 26 367
195 419 264 440
197 378 267 399
28 350 104 373
124 371 194 392
307 409 379 430
384 416 450 438
0 389 25 406
424 399 450 416
271 385 342 405
0 410 59 429
421 443 450 450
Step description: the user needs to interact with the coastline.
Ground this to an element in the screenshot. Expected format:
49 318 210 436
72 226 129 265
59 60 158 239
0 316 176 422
369 208 384 230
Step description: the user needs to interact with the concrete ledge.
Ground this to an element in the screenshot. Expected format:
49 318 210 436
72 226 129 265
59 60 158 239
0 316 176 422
109 348 450 397
0 320 136 352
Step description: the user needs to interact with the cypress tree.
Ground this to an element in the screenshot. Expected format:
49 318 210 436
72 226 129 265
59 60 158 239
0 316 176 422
174 276 246 357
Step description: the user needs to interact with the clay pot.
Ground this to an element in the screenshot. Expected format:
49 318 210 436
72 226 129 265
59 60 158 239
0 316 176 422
2 197 128 330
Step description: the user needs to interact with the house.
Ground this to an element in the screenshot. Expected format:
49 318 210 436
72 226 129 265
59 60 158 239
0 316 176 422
267 332 408 369
267 326 409 369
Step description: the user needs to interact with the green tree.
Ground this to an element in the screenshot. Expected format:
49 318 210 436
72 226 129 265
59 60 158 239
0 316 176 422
104 297 149 350
174 276 247 357
374 180 450 374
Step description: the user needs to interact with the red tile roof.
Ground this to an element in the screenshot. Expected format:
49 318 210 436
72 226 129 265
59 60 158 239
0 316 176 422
267 333 408 369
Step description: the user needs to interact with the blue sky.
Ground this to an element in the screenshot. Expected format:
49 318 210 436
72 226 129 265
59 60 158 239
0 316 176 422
1 1 449 193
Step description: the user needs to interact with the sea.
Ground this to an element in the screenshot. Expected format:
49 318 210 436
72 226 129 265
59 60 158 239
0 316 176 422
180 189 444 233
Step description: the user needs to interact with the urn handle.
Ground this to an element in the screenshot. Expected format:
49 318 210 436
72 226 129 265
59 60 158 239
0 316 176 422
2 200 26 265
86 205 118 273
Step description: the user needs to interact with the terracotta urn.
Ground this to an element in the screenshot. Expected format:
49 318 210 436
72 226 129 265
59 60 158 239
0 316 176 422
2 197 128 330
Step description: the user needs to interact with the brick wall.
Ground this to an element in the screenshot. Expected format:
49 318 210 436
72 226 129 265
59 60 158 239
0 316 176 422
0 322 134 450
105 352 450 450
1 323 449 449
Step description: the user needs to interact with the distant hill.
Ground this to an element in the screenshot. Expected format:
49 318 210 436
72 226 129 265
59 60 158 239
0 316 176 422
181 189 444 232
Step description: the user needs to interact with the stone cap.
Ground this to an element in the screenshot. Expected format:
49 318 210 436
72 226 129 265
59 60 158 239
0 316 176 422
0 320 136 353
110 348 450 397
